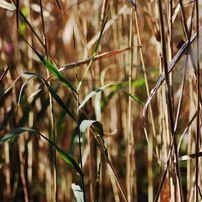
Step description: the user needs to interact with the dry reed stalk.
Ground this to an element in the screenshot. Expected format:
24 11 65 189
157 0 183 200
195 1 200 201
4 141 11 200
0 1 201 201
126 7 134 202
88 128 97 202
18 136 29 202
39 1 57 201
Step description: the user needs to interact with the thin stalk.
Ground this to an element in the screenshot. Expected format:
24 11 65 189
4 141 11 200
79 128 86 202
157 0 183 201
26 1 33 200
174 54 189 132
127 7 135 202
168 0 174 106
39 1 57 201
133 4 155 201
89 129 96 202
76 67 86 202
195 1 200 201
18 137 29 202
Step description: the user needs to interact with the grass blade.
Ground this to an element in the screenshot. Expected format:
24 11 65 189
121 88 144 106
22 72 76 121
0 127 83 176
79 83 113 110
24 39 77 94
79 81 144 110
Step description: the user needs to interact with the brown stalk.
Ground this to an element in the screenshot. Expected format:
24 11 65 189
39 1 57 201
133 3 156 201
89 129 97 202
59 47 137 71
4 141 11 200
157 0 183 201
195 1 200 201
174 54 189 132
143 27 200 117
126 7 135 202
18 137 29 202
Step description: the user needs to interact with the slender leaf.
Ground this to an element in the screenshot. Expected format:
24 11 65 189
0 127 83 176
121 88 144 106
24 39 77 94
21 72 76 121
79 81 144 110
79 83 113 110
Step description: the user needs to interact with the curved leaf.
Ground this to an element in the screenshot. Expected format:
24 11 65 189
79 83 114 110
0 127 83 176
80 120 104 137
21 72 76 121
121 88 144 106
79 81 144 110
24 40 77 94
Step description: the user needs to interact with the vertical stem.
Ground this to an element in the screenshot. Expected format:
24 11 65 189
76 67 86 202
157 0 183 201
89 129 97 202
4 141 11 201
127 7 133 201
79 130 86 202
195 1 200 201
133 4 156 201
39 1 57 201
18 137 29 202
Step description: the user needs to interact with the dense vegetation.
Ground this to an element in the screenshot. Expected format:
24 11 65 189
0 0 201 201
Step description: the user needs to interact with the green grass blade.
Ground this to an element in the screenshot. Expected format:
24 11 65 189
23 39 77 94
0 127 35 143
79 83 113 110
22 72 76 121
38 131 83 177
79 80 144 110
0 127 83 176
34 50 77 93
121 88 144 106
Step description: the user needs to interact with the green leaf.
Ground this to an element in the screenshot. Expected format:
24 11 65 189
121 89 144 106
35 50 77 93
21 72 76 121
23 40 77 94
38 131 83 177
0 127 83 176
79 80 144 110
79 83 113 110
0 128 35 143
80 120 104 137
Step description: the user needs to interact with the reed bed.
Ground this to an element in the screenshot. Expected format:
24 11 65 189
0 0 201 201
